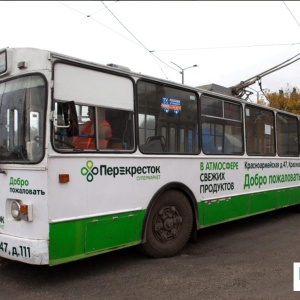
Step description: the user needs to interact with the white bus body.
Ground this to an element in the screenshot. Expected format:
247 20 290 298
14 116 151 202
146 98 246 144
1 48 300 265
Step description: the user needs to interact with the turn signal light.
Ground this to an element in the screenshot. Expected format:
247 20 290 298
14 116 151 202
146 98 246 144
20 204 28 215
59 174 69 183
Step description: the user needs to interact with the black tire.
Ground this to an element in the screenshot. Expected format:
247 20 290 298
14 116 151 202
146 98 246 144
141 190 193 258
291 203 300 212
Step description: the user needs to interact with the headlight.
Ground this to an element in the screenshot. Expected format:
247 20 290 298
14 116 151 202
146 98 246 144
9 200 33 222
11 201 21 220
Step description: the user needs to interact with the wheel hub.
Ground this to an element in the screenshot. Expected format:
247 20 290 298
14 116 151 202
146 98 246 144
153 205 183 242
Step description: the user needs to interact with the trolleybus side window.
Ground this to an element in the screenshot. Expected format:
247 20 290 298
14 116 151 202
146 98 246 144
52 63 134 152
200 95 243 155
137 80 199 154
245 105 275 156
276 112 299 156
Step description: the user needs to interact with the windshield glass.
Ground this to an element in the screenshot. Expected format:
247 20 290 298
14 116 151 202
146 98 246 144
0 75 46 163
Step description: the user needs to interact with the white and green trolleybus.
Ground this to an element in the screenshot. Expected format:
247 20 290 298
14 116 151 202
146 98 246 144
0 47 300 265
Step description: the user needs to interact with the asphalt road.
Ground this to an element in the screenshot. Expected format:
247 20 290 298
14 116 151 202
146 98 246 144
1 207 300 300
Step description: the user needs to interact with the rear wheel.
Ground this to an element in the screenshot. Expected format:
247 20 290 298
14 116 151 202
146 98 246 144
141 190 193 258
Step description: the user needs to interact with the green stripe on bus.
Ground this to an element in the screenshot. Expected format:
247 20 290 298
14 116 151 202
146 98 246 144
49 210 146 266
198 187 300 227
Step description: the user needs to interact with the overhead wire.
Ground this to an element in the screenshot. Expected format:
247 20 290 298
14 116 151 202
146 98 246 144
57 1 300 55
57 1 175 78
57 1 86 16
150 42 300 53
57 1 144 50
100 1 177 77
283 1 300 30
58 1 300 57
57 1 300 86
87 1 118 17
100 1 149 54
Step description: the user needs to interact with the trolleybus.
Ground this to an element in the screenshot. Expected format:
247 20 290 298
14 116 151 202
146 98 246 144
0 47 300 265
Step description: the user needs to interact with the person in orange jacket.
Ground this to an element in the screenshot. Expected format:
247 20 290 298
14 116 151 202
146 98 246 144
72 106 112 149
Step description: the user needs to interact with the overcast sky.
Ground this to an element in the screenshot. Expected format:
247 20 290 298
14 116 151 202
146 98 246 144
1 1 300 102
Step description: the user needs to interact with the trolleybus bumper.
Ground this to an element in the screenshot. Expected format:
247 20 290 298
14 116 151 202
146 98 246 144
0 233 49 265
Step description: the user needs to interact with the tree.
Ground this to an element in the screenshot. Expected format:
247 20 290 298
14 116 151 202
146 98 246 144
258 86 300 115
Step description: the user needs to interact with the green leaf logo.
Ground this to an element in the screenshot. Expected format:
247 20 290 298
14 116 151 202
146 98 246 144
81 160 95 182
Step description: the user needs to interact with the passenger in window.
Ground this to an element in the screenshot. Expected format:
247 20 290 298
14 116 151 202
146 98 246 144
72 106 112 149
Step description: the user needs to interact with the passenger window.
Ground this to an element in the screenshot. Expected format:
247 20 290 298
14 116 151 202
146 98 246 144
201 96 243 155
137 80 199 154
277 113 299 156
245 105 275 156
54 103 134 151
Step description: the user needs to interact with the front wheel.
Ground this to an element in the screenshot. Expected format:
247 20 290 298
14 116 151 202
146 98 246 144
141 190 193 258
